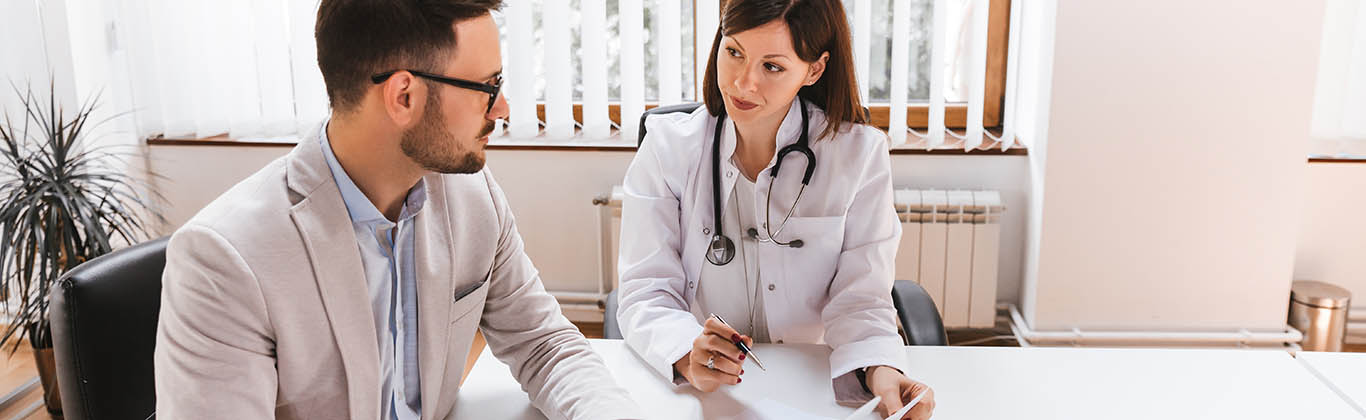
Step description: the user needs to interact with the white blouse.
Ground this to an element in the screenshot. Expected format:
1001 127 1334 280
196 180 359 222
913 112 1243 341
694 169 771 343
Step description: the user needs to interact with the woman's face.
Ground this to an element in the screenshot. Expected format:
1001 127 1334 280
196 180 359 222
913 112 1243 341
716 20 827 129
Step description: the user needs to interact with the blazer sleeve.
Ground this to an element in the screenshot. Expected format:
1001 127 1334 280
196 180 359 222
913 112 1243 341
475 170 644 420
155 224 279 419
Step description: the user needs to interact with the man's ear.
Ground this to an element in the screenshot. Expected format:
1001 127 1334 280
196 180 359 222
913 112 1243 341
379 71 424 128
804 52 830 86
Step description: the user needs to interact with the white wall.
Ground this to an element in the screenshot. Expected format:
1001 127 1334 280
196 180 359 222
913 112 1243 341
1022 0 1327 331
1013 0 1058 328
1295 163 1366 324
146 145 1031 304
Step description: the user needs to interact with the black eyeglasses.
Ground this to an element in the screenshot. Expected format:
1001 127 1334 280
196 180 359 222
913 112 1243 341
371 70 503 114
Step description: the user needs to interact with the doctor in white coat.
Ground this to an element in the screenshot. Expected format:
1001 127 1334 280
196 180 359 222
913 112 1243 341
616 0 935 419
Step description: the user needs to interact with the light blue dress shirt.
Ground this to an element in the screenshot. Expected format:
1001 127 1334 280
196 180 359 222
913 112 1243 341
320 124 425 420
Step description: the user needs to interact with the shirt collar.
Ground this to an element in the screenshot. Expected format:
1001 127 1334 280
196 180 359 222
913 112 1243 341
319 119 427 225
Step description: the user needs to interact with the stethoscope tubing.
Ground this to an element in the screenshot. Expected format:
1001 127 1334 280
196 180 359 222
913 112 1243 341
706 100 815 266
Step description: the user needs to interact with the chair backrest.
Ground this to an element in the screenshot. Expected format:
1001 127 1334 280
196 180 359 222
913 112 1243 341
892 280 949 346
51 237 169 420
637 103 704 146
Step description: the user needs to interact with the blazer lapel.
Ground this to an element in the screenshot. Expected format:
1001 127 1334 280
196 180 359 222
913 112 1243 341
415 174 455 420
286 129 381 420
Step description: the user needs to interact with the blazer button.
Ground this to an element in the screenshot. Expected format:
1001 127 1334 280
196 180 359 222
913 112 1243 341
768 284 776 291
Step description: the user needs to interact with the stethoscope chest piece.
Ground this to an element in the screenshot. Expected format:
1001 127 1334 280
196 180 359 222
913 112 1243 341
706 234 736 265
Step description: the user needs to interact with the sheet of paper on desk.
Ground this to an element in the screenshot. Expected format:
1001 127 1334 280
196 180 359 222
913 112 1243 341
731 398 839 420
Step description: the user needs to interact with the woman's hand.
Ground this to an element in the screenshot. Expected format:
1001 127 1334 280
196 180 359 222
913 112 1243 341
672 317 754 392
865 365 936 419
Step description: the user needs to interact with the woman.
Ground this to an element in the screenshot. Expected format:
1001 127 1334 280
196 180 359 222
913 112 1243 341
616 0 936 419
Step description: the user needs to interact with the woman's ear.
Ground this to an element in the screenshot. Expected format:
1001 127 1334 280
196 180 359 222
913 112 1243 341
804 52 830 86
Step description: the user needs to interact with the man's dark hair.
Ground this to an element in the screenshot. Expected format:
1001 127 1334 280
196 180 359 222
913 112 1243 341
316 0 504 113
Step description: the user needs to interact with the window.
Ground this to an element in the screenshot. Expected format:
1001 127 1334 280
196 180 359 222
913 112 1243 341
112 0 1020 150
1310 0 1366 158
845 0 1015 150
495 0 701 141
501 0 1017 150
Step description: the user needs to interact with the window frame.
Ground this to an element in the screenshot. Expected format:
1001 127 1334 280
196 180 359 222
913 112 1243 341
150 0 1022 153
534 0 1013 133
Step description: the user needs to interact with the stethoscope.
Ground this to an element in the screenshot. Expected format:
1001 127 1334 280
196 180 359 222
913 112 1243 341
706 99 816 266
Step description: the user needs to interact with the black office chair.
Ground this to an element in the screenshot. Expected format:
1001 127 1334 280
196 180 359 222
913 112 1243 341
604 105 948 346
637 103 707 145
50 237 169 420
890 280 948 346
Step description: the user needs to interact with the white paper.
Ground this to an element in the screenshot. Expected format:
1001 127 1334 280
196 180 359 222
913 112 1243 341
732 398 837 420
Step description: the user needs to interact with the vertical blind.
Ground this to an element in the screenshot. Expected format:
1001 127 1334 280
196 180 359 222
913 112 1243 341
0 0 78 122
107 0 1024 149
113 0 327 140
1311 0 1366 157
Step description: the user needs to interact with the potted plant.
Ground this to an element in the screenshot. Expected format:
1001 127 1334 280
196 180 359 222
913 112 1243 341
0 82 163 418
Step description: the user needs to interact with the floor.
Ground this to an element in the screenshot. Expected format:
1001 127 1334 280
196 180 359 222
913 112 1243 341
0 345 54 420
4 321 1360 420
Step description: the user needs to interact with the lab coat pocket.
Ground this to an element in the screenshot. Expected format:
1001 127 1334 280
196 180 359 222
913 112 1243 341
778 216 846 297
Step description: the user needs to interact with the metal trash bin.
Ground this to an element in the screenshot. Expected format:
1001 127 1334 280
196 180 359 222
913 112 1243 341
1289 280 1352 352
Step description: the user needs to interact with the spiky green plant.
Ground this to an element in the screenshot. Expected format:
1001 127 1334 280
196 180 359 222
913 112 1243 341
0 82 164 352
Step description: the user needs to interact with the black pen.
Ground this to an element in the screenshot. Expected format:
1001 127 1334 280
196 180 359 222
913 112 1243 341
709 313 766 371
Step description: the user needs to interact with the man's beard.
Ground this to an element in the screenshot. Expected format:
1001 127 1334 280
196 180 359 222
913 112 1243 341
400 93 493 174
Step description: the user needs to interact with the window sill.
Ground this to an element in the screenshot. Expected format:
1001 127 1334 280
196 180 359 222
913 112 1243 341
1308 156 1366 164
146 135 1030 155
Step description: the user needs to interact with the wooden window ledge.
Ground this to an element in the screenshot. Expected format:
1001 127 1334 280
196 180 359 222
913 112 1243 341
147 136 1030 156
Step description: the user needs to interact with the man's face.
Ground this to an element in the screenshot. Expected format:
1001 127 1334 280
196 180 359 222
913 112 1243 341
401 13 508 174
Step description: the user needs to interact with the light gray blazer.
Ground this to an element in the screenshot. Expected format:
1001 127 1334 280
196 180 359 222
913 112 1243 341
154 127 640 419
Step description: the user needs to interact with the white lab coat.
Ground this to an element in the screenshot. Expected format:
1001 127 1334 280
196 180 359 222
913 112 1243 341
616 99 908 401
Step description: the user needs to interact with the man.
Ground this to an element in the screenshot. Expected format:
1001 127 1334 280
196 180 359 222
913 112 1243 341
153 1 640 419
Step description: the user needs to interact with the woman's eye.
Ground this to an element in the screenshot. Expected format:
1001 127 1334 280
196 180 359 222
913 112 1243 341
764 63 784 73
726 47 742 58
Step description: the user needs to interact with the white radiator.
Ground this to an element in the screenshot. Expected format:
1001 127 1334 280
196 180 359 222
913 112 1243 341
594 187 1005 330
596 186 626 294
895 190 1004 329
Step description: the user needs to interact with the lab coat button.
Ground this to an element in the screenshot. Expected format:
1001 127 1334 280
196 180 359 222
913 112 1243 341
703 228 711 235
768 284 776 291
688 281 696 288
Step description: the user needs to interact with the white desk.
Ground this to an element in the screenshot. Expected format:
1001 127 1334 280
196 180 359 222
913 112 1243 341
454 340 1364 419
1297 351 1366 416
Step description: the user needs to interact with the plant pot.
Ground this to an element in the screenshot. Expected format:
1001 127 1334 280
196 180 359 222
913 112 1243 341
34 347 63 419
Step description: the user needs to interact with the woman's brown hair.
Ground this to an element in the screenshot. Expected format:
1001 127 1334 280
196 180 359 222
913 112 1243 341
702 0 866 141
